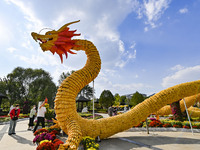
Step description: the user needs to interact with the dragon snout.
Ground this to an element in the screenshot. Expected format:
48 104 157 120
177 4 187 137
31 32 38 42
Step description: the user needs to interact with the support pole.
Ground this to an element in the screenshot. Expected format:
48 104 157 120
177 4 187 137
183 98 193 135
146 118 149 134
93 80 95 119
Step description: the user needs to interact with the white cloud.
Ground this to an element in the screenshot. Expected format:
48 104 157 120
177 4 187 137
133 0 171 30
134 74 139 78
144 26 149 32
7 47 17 53
144 0 171 27
5 0 44 31
16 54 48 66
94 73 152 96
170 64 184 71
130 41 136 49
179 8 188 14
162 65 200 88
0 15 13 45
119 40 125 53
2 0 144 97
115 40 136 68
128 49 137 59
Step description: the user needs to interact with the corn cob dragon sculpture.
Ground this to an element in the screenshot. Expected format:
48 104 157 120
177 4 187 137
31 20 200 150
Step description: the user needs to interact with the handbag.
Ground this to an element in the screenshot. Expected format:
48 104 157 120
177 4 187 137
12 116 18 120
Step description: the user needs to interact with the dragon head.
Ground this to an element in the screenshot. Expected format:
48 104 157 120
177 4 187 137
31 20 81 63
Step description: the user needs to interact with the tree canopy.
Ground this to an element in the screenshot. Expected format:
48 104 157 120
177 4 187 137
120 95 127 105
114 93 120 106
0 67 57 108
99 90 115 108
129 91 145 107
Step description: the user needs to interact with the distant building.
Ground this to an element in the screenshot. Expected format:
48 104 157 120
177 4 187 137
122 93 148 99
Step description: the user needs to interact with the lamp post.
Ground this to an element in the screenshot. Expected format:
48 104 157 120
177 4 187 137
93 80 95 119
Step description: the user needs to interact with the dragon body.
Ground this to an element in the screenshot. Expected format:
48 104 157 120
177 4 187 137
156 93 200 117
31 20 200 150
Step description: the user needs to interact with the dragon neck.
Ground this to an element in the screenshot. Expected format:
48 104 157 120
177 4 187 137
69 39 101 94
55 39 101 121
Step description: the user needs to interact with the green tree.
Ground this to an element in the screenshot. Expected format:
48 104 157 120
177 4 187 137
58 70 75 85
3 67 57 107
125 98 131 106
0 77 8 107
99 90 115 108
114 93 120 106
120 95 127 105
129 91 145 107
58 71 94 99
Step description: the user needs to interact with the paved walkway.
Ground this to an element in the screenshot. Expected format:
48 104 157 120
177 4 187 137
0 117 200 150
0 119 36 150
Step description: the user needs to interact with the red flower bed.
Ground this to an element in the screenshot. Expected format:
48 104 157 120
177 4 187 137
149 120 163 127
183 125 190 129
53 139 64 149
34 127 63 150
34 128 49 136
173 124 182 128
163 123 172 127
36 141 55 150
135 122 143 127
0 115 8 118
192 125 200 129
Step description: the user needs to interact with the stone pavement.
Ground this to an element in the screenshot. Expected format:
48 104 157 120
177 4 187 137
99 130 200 150
0 118 200 150
0 119 36 150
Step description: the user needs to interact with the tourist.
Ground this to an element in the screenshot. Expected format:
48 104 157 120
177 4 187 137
108 106 113 117
33 101 46 133
28 105 36 131
8 104 20 135
113 107 117 116
82 106 88 113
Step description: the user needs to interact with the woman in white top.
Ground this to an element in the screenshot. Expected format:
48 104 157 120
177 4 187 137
28 105 36 130
33 101 46 133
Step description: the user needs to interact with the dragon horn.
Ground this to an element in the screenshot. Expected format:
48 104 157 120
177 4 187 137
57 20 80 32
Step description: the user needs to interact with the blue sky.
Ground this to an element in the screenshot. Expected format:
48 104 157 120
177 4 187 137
0 0 200 98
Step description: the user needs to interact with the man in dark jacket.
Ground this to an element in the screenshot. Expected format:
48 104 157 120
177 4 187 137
8 104 20 135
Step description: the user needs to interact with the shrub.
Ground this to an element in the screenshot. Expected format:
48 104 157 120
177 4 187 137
81 136 99 150
45 104 55 121
33 132 54 144
171 121 182 127
149 118 156 121
79 113 103 120
96 109 107 113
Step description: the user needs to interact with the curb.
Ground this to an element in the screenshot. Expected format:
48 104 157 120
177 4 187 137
130 127 200 133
